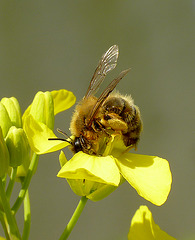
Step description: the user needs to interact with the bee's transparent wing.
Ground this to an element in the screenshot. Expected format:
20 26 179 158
86 68 130 127
85 45 119 98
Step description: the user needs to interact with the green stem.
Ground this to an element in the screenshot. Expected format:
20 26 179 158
0 177 21 240
6 167 17 200
59 196 88 240
12 153 39 215
22 190 31 240
0 211 11 240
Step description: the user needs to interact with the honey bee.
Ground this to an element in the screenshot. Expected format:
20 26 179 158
68 45 143 155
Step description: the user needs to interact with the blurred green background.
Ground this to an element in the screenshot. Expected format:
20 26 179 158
0 1 194 239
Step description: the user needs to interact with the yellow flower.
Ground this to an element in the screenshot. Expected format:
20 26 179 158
57 136 172 205
24 89 76 154
24 90 172 205
128 205 176 240
27 120 172 205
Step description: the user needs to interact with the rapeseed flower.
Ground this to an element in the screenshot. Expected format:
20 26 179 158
25 89 172 206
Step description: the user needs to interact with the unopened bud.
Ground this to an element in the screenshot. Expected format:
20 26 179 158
5 126 30 167
1 97 22 128
0 102 12 137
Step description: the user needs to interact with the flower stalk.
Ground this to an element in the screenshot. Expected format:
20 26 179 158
0 177 21 240
0 211 11 240
59 196 88 240
11 153 39 215
22 190 31 240
6 167 17 200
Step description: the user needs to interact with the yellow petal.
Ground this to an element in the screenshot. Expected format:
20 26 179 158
128 205 176 240
22 105 31 123
51 89 76 115
59 150 68 167
22 89 76 122
57 151 120 186
24 115 68 154
116 153 172 206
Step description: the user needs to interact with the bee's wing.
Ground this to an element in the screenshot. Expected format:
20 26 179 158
85 45 119 99
86 68 130 127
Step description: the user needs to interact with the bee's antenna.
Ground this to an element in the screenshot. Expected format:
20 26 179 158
48 128 73 144
48 137 72 144
57 128 71 139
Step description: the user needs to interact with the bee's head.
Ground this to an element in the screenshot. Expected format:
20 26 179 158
48 129 93 155
72 135 95 154
72 136 83 153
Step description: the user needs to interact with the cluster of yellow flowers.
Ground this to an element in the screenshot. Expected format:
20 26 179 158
0 89 175 240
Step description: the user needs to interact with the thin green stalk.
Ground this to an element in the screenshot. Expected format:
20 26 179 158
12 153 39 215
22 190 31 240
6 167 17 200
0 211 11 240
0 178 21 240
59 196 88 240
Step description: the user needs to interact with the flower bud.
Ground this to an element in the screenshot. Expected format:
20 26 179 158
0 102 12 137
5 126 30 167
30 91 54 130
0 127 9 177
1 97 22 128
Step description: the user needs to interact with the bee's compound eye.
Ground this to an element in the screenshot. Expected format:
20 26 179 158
74 137 83 153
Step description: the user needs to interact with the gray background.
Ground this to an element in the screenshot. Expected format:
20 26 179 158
0 1 195 239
